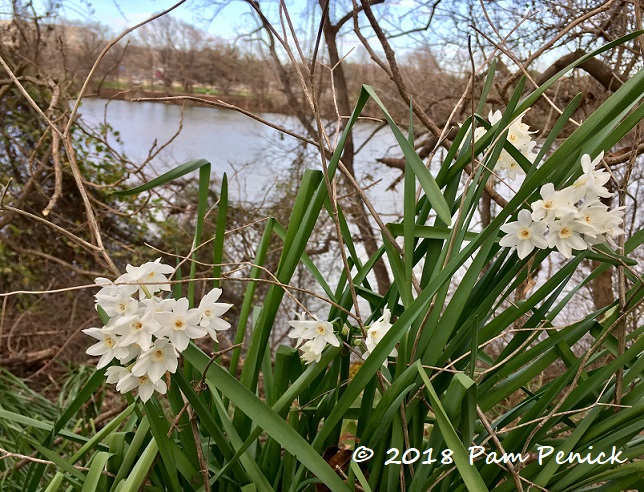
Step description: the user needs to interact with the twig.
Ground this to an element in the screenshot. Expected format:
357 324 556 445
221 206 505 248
477 406 525 492
0 447 116 477
167 344 242 437
614 124 639 408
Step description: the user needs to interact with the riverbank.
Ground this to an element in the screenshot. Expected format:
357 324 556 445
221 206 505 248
92 87 291 115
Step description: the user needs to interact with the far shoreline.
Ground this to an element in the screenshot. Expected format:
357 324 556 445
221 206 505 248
88 87 292 115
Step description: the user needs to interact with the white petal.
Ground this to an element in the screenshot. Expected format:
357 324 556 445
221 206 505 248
132 357 151 377
500 235 519 248
86 341 108 357
116 374 138 393
531 235 548 249
516 240 534 259
154 379 167 395
83 327 104 340
147 363 166 383
97 352 114 369
138 383 154 402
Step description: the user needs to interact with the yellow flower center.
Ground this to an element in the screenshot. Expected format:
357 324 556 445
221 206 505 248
152 349 165 361
174 319 185 330
138 375 149 385
133 322 143 331
543 200 553 209
316 324 326 335
559 227 572 239
520 228 531 239
104 336 114 348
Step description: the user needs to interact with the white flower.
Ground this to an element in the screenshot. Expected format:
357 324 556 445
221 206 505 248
105 365 130 385
287 311 312 347
531 183 579 222
488 109 502 125
116 371 167 402
573 152 612 198
88 261 237 402
299 340 322 365
364 309 397 358
95 287 138 319
547 214 592 258
132 338 179 383
197 288 233 341
469 110 537 181
497 153 624 259
504 159 525 181
473 126 487 142
287 314 340 357
83 327 133 369
95 277 137 298
500 210 548 259
156 297 206 351
120 259 175 298
107 302 162 352
506 121 533 153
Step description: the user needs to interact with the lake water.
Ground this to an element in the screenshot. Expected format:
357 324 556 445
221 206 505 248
78 98 404 213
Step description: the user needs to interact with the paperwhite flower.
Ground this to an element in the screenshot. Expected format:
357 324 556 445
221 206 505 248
287 311 312 347
83 327 133 369
573 152 612 198
287 314 340 358
108 302 162 352
503 158 525 181
531 183 579 222
132 338 179 383
466 109 537 181
94 277 138 298
95 288 139 319
89 260 237 403
364 309 397 359
497 153 624 259
116 371 167 402
299 340 322 365
156 297 206 351
507 123 533 155
547 214 591 258
105 365 130 385
197 288 233 341
121 259 175 298
487 109 502 126
500 210 548 259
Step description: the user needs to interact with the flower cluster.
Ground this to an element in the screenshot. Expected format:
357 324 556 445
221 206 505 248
287 313 340 364
469 110 538 181
287 309 398 365
84 259 233 402
500 152 624 259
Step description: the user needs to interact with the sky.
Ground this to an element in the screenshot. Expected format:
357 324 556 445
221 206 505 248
36 0 260 40
24 0 540 72
27 0 437 61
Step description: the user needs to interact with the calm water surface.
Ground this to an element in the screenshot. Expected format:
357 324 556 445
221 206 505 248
79 98 403 212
